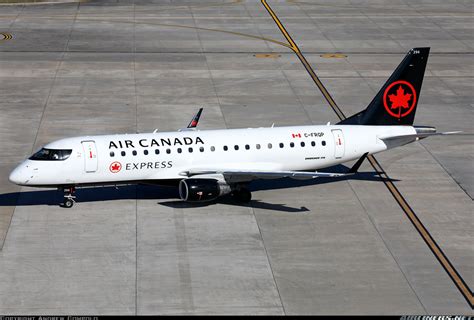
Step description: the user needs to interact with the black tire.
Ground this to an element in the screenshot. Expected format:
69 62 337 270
235 188 252 203
63 199 74 208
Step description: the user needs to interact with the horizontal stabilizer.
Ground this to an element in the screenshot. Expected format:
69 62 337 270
378 130 462 148
380 130 462 141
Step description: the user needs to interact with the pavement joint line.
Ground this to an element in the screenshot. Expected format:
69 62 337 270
0 0 240 7
418 141 472 201
132 2 138 315
293 1 339 53
404 1 465 45
173 207 195 312
193 4 228 131
251 206 286 315
339 50 427 312
97 0 245 14
0 0 85 6
2 1 79 251
190 5 288 310
1 50 472 55
0 189 19 251
0 2 23 252
423 74 474 199
366 155 474 308
241 0 274 53
281 69 313 126
345 180 428 313
261 0 474 308
286 0 472 16
0 14 292 49
135 186 138 315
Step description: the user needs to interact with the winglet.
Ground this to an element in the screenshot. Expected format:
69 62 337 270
348 152 368 174
187 108 203 128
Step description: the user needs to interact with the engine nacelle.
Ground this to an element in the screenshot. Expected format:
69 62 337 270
179 178 231 202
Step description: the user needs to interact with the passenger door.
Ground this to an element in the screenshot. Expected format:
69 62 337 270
332 129 345 159
81 140 98 172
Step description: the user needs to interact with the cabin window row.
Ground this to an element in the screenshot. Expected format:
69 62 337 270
110 140 327 157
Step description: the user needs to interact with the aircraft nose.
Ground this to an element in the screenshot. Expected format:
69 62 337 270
9 166 26 185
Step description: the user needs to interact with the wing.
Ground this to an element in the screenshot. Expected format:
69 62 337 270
179 153 368 182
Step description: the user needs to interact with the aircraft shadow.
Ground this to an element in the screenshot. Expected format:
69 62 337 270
0 185 176 207
159 198 311 213
0 168 396 213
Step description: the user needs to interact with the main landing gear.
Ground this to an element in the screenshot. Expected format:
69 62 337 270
232 187 252 203
61 187 76 208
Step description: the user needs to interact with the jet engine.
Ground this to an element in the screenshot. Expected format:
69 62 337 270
178 178 232 202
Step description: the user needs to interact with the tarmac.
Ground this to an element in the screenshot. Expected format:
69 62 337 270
0 0 472 315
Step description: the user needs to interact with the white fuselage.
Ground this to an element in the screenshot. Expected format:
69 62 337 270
9 124 416 187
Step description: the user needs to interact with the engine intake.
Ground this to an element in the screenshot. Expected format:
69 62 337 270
179 178 231 202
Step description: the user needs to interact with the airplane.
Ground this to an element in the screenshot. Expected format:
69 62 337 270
8 47 459 208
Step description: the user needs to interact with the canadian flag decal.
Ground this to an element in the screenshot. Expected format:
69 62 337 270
292 133 301 138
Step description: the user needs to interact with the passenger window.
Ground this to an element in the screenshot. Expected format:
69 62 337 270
279 143 284 148
188 147 193 153
290 142 294 148
256 144 261 150
166 149 171 154
234 145 239 151
322 141 326 146
301 142 305 147
311 141 316 147
132 150 137 156
177 148 182 153
121 151 126 156
211 146 215 152
223 146 228 151
110 151 115 157
268 143 272 149
155 149 159 155
245 145 250 150
200 147 204 152
144 150 148 155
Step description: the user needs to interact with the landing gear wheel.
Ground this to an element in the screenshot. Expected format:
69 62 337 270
63 198 74 208
234 188 252 203
61 187 76 208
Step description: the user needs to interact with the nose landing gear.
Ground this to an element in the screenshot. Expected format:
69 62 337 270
61 187 76 208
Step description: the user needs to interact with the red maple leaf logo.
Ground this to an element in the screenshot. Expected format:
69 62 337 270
383 80 417 119
110 162 122 173
388 85 412 110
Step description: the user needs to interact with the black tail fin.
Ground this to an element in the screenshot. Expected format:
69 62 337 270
338 47 430 126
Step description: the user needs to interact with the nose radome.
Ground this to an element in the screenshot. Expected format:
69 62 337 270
9 166 24 185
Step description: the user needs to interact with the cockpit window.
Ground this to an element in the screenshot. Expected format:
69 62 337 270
29 148 72 161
